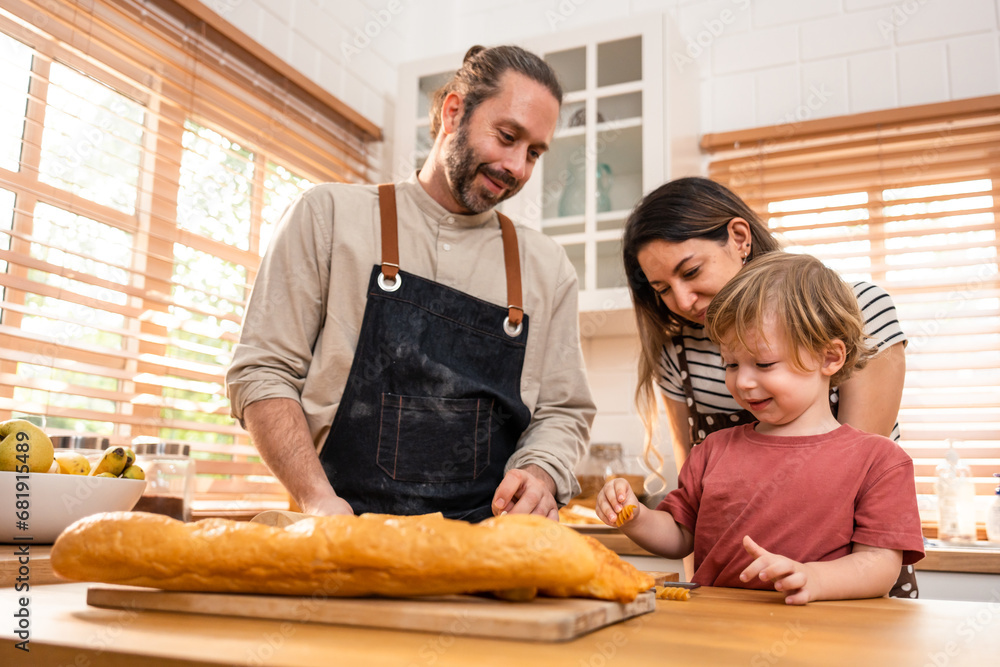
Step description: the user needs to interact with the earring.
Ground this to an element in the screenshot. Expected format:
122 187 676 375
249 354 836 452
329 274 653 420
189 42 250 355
741 253 748 266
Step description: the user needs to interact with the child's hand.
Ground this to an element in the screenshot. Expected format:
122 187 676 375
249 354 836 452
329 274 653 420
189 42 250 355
595 477 640 528
739 535 814 605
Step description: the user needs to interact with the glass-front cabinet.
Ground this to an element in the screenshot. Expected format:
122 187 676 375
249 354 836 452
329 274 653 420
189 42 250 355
393 17 675 320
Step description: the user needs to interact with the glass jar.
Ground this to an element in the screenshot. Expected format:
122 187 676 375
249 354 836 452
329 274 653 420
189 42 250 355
50 435 110 472
575 443 627 500
132 440 194 522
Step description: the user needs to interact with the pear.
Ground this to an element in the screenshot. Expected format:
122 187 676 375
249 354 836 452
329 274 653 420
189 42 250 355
0 419 54 473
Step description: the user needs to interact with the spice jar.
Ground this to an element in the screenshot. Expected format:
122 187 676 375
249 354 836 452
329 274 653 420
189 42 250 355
131 440 194 522
575 443 628 500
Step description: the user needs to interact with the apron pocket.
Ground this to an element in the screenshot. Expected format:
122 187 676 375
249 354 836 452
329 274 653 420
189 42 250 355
377 394 493 483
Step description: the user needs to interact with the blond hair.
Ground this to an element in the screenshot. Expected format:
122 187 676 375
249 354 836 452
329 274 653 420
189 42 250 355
705 252 874 386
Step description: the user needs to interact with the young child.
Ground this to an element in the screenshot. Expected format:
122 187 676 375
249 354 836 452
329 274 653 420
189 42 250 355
598 252 924 604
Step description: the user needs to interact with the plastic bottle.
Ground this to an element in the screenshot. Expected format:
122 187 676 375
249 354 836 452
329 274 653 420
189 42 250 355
935 442 977 544
987 473 1000 544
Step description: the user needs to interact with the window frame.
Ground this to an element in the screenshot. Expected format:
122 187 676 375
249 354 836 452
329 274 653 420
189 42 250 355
0 0 378 516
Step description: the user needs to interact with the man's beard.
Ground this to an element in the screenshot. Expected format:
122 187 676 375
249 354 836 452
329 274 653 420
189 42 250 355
444 123 522 213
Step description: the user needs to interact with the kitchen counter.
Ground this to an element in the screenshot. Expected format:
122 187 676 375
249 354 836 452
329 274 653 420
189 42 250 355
0 545 59 587
3 582 998 666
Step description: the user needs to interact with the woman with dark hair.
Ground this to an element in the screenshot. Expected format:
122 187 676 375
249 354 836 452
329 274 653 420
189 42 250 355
622 177 914 597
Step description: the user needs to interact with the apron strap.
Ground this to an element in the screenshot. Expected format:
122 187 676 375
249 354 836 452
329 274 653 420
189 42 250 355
673 334 756 445
496 211 523 327
376 183 524 332
378 184 400 283
671 335 700 445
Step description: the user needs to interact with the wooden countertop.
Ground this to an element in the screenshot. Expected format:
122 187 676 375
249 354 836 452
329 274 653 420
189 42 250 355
0 545 60 587
3 582 997 666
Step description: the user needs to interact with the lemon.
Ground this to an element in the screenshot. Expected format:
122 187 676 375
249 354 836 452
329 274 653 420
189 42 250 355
0 419 55 473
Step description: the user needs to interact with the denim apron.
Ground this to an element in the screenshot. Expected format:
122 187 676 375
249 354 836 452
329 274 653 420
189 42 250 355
672 336 919 598
319 184 531 523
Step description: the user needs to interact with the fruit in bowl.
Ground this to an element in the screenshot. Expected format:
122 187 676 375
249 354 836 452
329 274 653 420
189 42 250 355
1 421 147 480
0 420 147 543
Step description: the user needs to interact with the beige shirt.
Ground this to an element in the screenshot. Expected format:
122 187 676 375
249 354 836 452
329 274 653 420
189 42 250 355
226 172 595 503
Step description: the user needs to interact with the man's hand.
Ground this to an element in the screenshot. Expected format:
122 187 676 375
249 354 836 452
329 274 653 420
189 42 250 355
739 535 815 605
492 465 558 520
299 492 355 517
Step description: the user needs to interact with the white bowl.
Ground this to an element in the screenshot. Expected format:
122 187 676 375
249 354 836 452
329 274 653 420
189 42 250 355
0 471 145 544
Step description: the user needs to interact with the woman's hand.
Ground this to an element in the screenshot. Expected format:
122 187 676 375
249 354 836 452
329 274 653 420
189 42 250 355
596 477 640 528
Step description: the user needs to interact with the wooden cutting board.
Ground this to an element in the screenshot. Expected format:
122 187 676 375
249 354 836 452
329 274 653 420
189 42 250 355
87 585 658 642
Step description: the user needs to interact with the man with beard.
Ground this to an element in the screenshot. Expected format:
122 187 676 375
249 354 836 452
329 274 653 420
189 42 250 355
227 45 595 522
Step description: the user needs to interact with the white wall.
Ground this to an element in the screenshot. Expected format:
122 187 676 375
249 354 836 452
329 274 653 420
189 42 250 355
200 0 1000 482
201 0 1000 137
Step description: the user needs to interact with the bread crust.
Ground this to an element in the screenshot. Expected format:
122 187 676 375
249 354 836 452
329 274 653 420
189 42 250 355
541 535 655 603
52 511 625 599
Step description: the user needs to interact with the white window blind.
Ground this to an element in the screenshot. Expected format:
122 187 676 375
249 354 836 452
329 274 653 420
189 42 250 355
703 96 1000 531
0 0 378 515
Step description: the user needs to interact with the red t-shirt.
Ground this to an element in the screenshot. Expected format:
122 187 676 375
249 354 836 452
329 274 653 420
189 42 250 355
659 423 925 590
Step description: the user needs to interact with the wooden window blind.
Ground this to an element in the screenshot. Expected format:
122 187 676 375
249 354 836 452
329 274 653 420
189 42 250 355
703 96 1000 523
0 0 378 516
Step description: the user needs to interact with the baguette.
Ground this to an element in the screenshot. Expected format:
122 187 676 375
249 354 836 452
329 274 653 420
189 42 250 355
540 535 655 603
52 511 609 599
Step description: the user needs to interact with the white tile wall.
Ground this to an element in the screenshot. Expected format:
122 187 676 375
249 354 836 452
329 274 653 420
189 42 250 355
752 0 840 28
755 64 802 127
798 7 890 61
710 71 755 134
948 33 1000 99
843 0 898 10
712 24 799 75
203 0 1000 147
848 50 898 112
582 334 677 480
200 0 417 140
893 0 997 45
801 58 850 119
896 42 950 107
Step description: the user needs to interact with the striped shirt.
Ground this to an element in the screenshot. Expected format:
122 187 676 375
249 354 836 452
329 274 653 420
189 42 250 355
658 281 907 442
